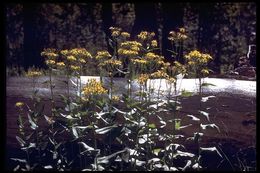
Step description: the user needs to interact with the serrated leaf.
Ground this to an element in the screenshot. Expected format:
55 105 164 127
187 114 200 121
200 123 220 133
198 110 210 121
27 114 38 130
179 124 193 129
97 148 127 164
72 127 78 139
16 136 25 147
200 147 222 158
60 113 78 120
10 158 27 163
78 142 94 151
95 125 116 135
182 160 192 171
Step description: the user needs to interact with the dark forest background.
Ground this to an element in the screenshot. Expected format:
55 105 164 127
5 2 256 75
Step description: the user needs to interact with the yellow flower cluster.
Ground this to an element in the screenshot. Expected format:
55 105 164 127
112 95 120 102
137 31 155 41
96 51 112 60
41 50 58 59
151 70 169 78
61 49 69 56
137 74 149 85
118 49 139 56
109 27 122 37
131 59 148 65
70 65 80 71
145 52 160 60
67 55 77 62
168 28 188 41
79 58 86 64
151 40 158 47
45 59 56 66
121 32 130 38
82 79 107 96
56 62 65 69
15 102 24 108
184 50 212 64
120 41 142 48
173 61 186 73
70 48 92 59
99 59 122 67
26 69 43 77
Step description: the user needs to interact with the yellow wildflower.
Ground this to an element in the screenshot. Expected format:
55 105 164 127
45 59 56 66
79 58 86 64
15 102 24 108
112 95 120 102
151 40 158 47
121 32 130 38
67 55 77 62
120 41 142 48
70 65 80 71
96 51 112 60
151 70 169 78
99 59 122 69
138 31 148 40
82 79 107 96
109 27 122 37
137 74 149 85
70 48 92 59
61 49 69 56
56 62 65 68
179 27 186 33
26 69 42 77
131 59 147 65
118 49 139 56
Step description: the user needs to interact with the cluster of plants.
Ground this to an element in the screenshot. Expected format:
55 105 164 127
11 27 226 171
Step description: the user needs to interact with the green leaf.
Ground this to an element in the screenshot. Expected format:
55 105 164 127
153 148 162 156
201 82 216 87
149 123 156 129
175 119 181 130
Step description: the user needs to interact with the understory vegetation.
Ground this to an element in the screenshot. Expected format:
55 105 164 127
11 27 254 171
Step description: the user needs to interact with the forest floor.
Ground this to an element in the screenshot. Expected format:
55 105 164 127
5 76 256 171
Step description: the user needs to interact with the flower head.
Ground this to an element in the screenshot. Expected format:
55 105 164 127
67 55 77 62
151 40 158 47
26 69 42 77
121 32 130 38
82 79 107 97
96 51 112 60
15 102 24 108
56 62 65 69
137 74 149 85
